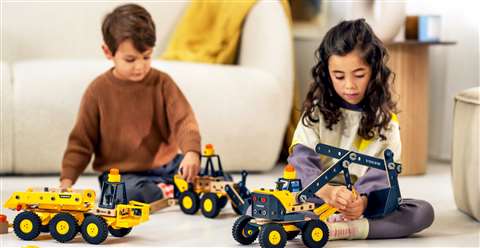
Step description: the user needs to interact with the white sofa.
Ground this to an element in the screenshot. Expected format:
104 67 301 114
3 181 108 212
0 1 293 174
451 87 479 221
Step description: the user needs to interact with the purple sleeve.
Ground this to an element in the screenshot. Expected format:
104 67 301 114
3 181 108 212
287 144 325 204
354 167 389 196
287 144 324 187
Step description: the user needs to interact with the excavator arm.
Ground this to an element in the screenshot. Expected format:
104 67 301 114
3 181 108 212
296 143 403 218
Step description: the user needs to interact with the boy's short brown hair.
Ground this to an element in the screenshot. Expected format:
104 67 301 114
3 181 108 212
102 3 156 55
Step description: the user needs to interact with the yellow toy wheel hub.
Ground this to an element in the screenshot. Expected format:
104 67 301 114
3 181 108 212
19 219 33 233
242 229 253 237
86 223 99 237
56 220 70 235
182 196 193 209
311 227 323 242
203 199 213 212
268 230 281 245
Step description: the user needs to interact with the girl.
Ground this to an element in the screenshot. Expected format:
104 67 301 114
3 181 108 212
288 19 434 240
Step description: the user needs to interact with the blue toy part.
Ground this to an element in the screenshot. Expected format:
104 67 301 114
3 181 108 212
224 170 251 215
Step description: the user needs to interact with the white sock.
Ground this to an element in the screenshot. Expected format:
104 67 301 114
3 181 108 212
326 218 369 240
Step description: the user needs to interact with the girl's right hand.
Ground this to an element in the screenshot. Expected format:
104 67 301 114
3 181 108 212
325 185 355 211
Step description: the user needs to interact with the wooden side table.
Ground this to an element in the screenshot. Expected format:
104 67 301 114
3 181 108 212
293 22 455 175
386 42 455 175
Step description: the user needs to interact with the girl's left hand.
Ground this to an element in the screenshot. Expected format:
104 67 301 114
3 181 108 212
340 195 368 221
179 151 200 183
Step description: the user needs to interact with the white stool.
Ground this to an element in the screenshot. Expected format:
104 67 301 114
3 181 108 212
452 87 480 221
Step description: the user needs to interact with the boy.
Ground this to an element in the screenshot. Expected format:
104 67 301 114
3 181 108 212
59 3 201 204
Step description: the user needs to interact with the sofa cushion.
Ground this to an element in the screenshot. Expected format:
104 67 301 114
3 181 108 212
1 62 13 173
12 59 288 174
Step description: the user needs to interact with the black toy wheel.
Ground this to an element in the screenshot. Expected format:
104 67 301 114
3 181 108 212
301 220 329 248
218 196 229 209
258 223 287 248
81 215 108 244
286 230 300 240
13 211 41 241
49 212 79 243
200 193 221 218
179 190 200 215
108 226 132 237
232 216 259 245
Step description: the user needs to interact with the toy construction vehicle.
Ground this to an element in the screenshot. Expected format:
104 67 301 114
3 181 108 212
232 143 402 248
153 144 251 218
4 169 150 244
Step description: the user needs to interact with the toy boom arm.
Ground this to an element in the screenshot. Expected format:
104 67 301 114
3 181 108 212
296 143 402 204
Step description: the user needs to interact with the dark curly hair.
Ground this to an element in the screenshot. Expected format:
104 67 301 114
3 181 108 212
302 19 397 140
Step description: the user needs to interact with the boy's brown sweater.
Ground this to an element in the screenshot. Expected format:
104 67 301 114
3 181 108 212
61 68 201 183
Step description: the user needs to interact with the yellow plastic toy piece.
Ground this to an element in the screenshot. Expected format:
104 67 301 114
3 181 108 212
174 175 189 193
203 144 215 156
4 188 96 212
108 168 121 183
254 189 296 210
283 164 296 180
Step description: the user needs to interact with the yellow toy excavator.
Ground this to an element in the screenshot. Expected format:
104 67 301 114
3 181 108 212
232 143 403 248
4 168 150 244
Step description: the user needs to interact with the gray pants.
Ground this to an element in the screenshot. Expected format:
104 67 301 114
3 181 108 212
368 198 434 239
98 154 183 203
307 197 434 238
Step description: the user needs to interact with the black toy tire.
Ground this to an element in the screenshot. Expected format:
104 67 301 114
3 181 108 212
81 215 109 244
179 190 200 215
200 193 221 218
258 223 287 248
232 216 259 245
108 226 132 237
49 212 79 243
301 220 329 248
286 230 300 240
13 211 41 241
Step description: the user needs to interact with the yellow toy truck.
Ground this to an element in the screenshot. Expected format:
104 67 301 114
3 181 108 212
153 144 251 219
4 169 150 244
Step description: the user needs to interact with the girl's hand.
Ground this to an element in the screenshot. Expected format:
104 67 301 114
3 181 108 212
316 185 355 211
342 195 368 220
179 151 200 183
329 185 356 210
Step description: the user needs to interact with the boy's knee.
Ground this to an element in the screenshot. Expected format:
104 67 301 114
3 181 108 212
125 178 163 203
124 179 147 202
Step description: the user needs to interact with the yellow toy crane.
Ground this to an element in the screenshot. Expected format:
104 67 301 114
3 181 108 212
4 169 150 244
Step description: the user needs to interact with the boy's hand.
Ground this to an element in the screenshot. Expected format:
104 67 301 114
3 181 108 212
179 151 200 183
341 195 368 220
60 178 73 191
